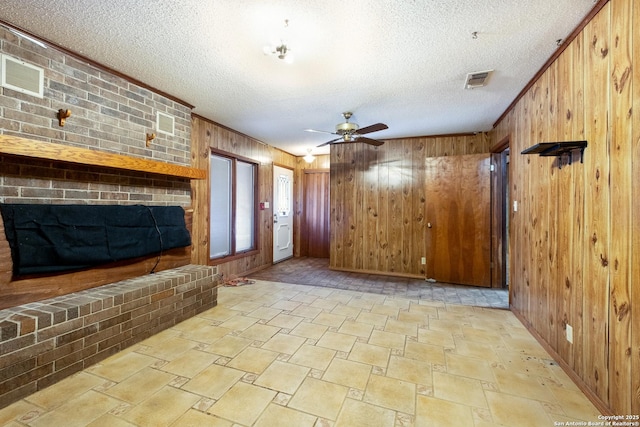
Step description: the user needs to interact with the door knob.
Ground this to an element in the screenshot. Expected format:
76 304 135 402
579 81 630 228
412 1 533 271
273 213 278 224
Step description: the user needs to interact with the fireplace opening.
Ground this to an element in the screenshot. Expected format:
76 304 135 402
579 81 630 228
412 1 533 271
0 204 191 276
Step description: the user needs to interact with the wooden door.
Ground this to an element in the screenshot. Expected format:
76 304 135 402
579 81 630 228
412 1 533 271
425 153 491 287
302 170 330 257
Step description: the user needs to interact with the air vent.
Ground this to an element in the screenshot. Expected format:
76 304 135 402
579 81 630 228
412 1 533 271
464 70 493 89
156 111 175 136
1 54 44 98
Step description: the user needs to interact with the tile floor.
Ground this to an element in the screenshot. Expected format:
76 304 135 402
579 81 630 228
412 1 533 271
249 258 508 309
0 264 601 426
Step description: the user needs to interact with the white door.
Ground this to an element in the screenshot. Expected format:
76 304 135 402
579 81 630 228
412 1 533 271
273 165 293 263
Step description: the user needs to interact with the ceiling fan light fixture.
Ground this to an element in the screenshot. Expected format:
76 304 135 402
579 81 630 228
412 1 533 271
335 121 358 134
263 19 294 63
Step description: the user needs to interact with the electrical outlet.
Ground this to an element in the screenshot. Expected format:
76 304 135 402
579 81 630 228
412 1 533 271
513 200 518 212
421 257 426 265
566 324 573 343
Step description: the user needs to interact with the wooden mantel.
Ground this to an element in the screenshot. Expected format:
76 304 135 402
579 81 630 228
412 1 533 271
0 134 206 179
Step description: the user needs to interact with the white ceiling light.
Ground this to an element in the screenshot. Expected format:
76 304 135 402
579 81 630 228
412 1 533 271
263 19 294 63
303 149 315 163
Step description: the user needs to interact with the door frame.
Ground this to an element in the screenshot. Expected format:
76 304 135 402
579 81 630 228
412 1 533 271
490 136 510 288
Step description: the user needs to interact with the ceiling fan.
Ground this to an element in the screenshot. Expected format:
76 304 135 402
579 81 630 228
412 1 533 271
305 112 388 147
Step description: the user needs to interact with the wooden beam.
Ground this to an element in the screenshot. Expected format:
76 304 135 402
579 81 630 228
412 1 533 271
0 135 206 179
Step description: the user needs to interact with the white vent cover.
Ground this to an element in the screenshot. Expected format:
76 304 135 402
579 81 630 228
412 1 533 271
156 111 175 135
1 54 44 98
464 70 493 89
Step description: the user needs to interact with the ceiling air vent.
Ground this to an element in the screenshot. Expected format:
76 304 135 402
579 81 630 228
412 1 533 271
464 70 493 89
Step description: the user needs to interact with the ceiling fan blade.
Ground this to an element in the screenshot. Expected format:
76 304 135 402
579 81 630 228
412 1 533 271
317 137 342 147
355 123 388 135
357 136 385 146
305 128 336 135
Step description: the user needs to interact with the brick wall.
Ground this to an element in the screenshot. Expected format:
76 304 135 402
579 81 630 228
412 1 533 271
0 26 192 206
0 265 218 409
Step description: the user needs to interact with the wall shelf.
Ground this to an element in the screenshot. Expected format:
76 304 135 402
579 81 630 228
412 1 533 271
0 134 206 179
521 141 587 168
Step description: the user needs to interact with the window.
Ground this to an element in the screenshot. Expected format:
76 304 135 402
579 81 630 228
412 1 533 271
209 152 258 259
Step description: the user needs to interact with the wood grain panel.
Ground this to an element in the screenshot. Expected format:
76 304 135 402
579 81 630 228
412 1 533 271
555 37 586 375
632 0 640 414
582 4 611 402
387 141 404 273
363 146 379 270
545 68 559 350
376 144 390 272
330 146 345 268
608 0 633 412
412 139 427 276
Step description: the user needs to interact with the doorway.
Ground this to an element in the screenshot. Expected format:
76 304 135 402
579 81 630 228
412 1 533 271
301 169 330 258
273 164 293 263
490 137 510 288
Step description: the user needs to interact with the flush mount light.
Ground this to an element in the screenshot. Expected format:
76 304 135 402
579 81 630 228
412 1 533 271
263 19 294 63
303 149 315 163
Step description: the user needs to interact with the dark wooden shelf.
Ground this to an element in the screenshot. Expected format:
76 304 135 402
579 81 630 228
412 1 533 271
0 135 206 179
521 141 587 168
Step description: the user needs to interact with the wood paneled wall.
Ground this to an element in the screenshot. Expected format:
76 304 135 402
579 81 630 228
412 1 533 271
493 0 638 414
190 115 297 279
329 134 491 277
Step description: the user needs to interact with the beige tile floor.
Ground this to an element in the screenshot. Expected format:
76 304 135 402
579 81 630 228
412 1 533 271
0 280 601 427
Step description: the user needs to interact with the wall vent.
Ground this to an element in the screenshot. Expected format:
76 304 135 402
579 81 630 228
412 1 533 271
464 70 493 89
156 111 175 135
1 54 44 98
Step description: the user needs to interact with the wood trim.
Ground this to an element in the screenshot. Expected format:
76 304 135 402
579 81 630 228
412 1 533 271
273 162 294 171
210 147 257 166
0 21 194 109
510 306 613 416
329 266 425 280
383 132 480 142
0 135 206 179
209 249 260 266
491 135 510 153
492 0 610 129
303 168 330 174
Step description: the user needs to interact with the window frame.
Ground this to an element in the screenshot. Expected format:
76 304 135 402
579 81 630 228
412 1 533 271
208 149 259 263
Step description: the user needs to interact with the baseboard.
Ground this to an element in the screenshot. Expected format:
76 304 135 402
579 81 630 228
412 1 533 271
328 266 425 280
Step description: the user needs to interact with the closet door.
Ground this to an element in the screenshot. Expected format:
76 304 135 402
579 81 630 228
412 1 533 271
425 153 491 287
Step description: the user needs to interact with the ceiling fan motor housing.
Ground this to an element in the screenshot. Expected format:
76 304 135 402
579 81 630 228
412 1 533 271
335 121 358 135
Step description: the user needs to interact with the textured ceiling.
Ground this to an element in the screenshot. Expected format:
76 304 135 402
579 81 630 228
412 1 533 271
1 1 597 156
